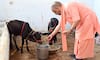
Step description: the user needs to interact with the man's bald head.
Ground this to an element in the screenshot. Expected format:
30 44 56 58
52 1 62 7
51 1 62 15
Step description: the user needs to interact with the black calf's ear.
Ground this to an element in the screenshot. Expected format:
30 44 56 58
39 32 42 34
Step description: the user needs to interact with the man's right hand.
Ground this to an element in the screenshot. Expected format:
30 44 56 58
48 35 53 41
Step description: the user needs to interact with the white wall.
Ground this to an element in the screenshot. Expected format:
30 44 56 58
6 0 60 32
94 0 100 22
0 0 100 32
0 0 7 20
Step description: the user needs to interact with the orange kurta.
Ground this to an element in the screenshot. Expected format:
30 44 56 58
61 2 100 59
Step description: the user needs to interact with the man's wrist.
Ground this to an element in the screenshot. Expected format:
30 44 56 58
50 34 53 37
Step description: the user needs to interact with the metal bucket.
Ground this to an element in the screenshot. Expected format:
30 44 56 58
37 44 49 60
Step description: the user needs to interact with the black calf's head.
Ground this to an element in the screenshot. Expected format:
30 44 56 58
48 18 59 32
29 32 42 44
50 18 59 27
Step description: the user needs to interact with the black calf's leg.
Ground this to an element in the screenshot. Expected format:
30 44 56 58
21 38 24 53
10 35 13 49
13 36 19 51
53 35 57 43
26 40 29 52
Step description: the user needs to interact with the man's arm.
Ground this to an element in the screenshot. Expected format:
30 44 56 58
70 20 80 31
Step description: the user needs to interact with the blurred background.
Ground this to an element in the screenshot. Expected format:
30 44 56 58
0 0 100 32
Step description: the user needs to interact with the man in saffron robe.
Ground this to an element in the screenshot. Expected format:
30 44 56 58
48 1 100 60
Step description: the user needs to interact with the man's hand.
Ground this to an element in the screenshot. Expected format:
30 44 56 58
48 35 53 41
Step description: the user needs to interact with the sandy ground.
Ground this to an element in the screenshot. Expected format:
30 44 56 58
10 33 100 60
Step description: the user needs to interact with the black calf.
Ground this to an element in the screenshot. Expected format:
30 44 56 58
7 20 41 53
48 18 59 45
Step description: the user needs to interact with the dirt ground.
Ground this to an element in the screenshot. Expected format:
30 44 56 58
10 33 100 60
